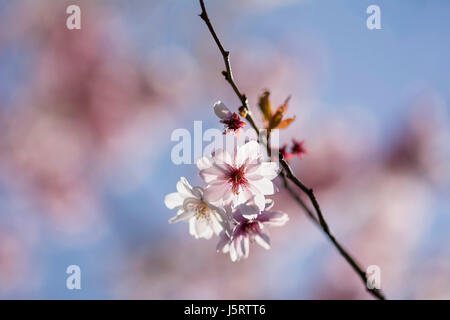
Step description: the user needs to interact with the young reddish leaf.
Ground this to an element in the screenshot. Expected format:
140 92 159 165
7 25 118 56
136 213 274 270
268 108 283 129
258 91 272 122
276 117 295 129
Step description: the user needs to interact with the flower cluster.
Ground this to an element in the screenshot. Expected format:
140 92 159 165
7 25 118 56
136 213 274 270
281 138 309 161
165 102 289 261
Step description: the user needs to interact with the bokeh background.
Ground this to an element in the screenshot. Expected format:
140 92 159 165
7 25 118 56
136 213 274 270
0 0 449 299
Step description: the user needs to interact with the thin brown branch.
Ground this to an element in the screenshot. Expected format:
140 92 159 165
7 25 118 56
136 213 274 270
279 153 386 300
280 171 320 226
279 153 330 233
198 0 259 133
198 0 386 300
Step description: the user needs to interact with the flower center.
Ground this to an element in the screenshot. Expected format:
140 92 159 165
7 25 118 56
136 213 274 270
243 221 261 238
220 113 246 132
227 165 248 194
195 202 212 221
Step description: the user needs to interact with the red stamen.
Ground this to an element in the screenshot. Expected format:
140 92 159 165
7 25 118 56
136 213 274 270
220 113 246 134
227 164 248 194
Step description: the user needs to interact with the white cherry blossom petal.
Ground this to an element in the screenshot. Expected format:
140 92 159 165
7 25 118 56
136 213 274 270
254 232 271 250
176 177 194 198
194 218 213 239
251 178 275 195
235 140 261 167
217 232 230 252
199 164 228 184
242 236 250 258
203 183 231 203
169 210 194 223
213 101 233 119
197 156 212 170
258 162 279 180
212 148 233 166
164 192 184 210
259 211 289 227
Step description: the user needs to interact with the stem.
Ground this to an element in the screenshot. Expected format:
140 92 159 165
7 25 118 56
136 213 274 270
280 171 320 225
199 0 248 110
198 0 386 300
279 153 386 300
279 153 329 233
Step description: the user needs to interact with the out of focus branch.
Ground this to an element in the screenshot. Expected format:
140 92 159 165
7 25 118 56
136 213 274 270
198 0 259 133
198 0 386 300
280 171 320 226
279 153 386 300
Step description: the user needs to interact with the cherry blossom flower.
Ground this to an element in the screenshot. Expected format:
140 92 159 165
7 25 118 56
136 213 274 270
290 138 308 159
197 140 279 211
281 139 308 161
280 143 293 161
164 177 227 239
214 101 246 135
217 202 289 262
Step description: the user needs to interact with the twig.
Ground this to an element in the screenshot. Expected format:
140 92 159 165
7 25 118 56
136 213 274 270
279 154 330 233
198 0 259 133
198 0 386 300
279 153 386 300
280 171 320 225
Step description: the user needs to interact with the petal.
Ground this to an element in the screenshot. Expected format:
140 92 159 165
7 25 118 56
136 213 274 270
259 211 289 227
234 187 255 207
216 231 230 252
253 194 266 211
210 214 224 235
249 178 275 196
212 148 233 166
240 190 266 211
189 218 197 237
242 236 250 258
201 228 214 240
236 140 261 167
199 164 228 184
190 218 213 239
208 205 230 235
191 186 204 199
258 162 280 180
176 177 194 198
197 156 212 170
203 183 232 203
169 210 194 223
245 162 264 179
164 192 184 210
264 198 274 211
254 232 271 250
235 202 259 220
229 242 238 262
234 236 244 259
213 101 232 119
